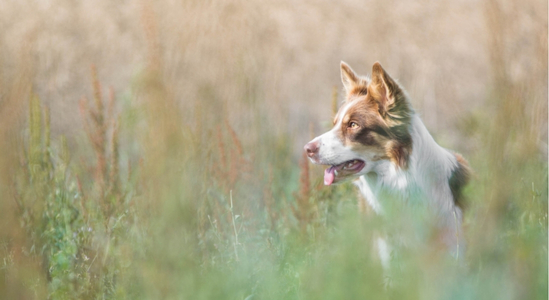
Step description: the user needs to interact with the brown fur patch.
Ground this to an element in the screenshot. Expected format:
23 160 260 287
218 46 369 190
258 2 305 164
449 154 472 209
338 98 385 145
349 85 369 96
385 138 412 169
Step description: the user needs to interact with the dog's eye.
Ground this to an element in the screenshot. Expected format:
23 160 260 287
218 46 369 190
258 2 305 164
349 122 359 129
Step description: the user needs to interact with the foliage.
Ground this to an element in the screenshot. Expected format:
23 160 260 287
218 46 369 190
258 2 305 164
0 0 546 299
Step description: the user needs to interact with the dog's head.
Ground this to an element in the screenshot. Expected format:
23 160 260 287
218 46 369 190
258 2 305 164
304 62 413 185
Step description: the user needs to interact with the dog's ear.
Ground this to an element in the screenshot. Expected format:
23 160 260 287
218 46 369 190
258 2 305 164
370 62 401 110
340 61 359 92
341 61 370 97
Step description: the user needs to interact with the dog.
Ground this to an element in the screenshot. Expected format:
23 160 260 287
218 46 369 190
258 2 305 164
304 62 471 262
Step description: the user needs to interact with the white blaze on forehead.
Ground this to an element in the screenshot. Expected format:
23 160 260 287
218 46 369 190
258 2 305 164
334 100 355 128
325 100 353 146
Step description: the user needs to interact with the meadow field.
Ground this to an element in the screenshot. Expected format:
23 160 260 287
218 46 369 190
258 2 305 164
0 0 547 299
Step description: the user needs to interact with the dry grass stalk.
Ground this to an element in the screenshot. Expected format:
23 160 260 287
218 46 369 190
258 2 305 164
213 120 250 192
292 149 313 234
298 151 311 202
140 2 162 72
225 120 244 158
80 65 106 192
226 120 250 188
331 86 339 118
216 125 227 178
263 168 279 232
108 117 120 199
79 65 121 219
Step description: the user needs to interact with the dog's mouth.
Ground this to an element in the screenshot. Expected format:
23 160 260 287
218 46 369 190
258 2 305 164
324 159 365 186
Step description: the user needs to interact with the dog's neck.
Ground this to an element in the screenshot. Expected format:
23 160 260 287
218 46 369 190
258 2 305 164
367 113 457 206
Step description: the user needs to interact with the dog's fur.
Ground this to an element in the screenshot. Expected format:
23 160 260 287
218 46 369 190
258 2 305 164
304 62 471 258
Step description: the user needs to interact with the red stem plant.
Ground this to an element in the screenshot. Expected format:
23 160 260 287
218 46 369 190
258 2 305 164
292 150 314 234
79 65 121 221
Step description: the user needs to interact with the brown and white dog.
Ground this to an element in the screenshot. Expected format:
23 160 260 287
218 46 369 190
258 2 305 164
304 62 471 261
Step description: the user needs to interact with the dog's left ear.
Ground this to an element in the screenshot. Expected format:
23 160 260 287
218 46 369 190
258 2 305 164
370 62 401 111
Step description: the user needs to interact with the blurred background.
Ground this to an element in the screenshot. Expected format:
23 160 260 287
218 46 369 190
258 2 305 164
0 0 546 299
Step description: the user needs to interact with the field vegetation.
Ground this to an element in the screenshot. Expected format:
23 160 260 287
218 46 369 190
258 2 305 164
0 0 546 299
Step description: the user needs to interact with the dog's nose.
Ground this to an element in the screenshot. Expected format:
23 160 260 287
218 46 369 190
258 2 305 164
304 140 319 158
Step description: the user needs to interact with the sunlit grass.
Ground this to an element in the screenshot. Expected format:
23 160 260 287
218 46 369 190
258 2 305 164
0 0 546 299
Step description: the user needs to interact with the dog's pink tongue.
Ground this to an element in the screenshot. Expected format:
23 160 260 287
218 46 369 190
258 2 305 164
324 166 335 186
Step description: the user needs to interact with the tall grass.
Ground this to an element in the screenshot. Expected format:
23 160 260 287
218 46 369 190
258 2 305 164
0 0 546 299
